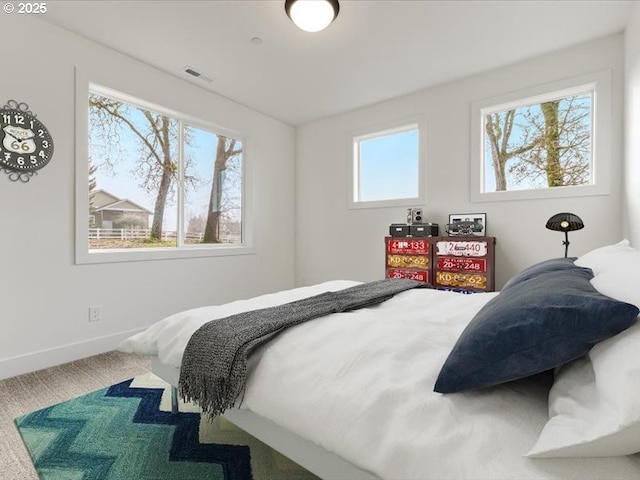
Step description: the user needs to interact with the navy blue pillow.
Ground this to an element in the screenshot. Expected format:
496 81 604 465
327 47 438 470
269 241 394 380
501 257 577 291
434 262 639 394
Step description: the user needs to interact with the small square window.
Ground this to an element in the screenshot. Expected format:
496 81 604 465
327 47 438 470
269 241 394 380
350 120 424 209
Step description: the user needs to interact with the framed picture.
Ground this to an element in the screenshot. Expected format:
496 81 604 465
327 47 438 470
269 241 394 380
447 213 486 236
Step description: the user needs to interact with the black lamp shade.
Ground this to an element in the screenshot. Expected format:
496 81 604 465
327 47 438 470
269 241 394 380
545 212 584 258
545 212 584 232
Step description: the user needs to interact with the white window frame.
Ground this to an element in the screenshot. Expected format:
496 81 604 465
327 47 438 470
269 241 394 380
75 69 254 264
349 116 426 209
470 69 612 202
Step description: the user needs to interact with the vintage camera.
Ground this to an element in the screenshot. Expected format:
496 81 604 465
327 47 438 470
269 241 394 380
407 207 424 225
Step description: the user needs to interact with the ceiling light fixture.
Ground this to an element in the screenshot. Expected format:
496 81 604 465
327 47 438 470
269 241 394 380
285 0 339 33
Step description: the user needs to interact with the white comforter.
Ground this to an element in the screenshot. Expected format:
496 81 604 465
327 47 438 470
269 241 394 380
118 280 640 480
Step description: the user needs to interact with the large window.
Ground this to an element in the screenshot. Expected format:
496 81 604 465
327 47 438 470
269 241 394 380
471 70 611 202
350 119 424 208
76 80 249 263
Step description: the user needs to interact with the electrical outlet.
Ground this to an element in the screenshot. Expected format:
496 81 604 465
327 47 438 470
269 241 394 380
89 305 102 322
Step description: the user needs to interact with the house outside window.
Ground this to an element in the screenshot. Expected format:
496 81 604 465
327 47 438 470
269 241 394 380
471 70 611 202
350 118 425 209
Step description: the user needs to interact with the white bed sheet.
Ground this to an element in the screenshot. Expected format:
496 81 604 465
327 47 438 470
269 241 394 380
118 280 640 480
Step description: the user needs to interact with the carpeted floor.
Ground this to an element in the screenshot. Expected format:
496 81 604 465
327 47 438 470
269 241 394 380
0 351 151 480
14 371 318 480
1 351 318 480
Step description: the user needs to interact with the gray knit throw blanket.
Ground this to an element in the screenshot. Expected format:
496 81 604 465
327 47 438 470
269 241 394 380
179 278 429 417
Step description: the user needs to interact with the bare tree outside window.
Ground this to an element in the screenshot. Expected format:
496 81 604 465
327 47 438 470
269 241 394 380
483 92 592 193
87 89 243 250
184 125 243 245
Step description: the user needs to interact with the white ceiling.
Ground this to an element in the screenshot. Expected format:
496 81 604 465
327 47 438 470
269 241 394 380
40 0 633 126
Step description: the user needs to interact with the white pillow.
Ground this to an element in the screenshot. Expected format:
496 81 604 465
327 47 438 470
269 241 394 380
574 239 636 276
528 240 640 457
528 322 640 457
576 239 640 309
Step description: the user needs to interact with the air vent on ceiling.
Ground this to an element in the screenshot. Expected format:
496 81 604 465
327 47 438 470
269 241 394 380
183 66 214 84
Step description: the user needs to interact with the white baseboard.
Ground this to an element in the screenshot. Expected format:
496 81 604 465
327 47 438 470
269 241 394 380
0 328 146 381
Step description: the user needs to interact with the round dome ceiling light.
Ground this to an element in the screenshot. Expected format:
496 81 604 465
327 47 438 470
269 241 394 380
284 0 340 33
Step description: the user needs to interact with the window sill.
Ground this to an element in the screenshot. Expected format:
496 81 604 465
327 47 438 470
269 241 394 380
348 197 424 210
75 244 256 265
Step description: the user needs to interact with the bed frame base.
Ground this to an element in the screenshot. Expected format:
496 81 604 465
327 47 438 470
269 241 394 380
151 357 378 480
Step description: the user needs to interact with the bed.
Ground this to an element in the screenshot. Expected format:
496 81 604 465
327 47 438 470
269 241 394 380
118 240 640 480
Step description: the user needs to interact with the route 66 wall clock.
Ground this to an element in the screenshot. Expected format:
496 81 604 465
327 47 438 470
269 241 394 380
0 99 54 182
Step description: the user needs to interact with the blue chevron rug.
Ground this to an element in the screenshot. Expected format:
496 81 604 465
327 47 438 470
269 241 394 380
14 373 319 480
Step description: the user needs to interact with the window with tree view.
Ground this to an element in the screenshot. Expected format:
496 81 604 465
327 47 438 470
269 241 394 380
88 89 243 251
481 88 593 193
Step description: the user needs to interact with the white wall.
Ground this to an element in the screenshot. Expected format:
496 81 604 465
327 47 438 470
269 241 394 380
295 35 625 289
624 2 640 245
0 15 630 381
0 15 296 379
